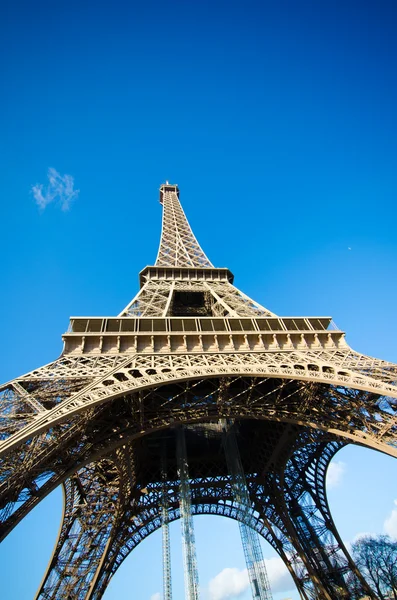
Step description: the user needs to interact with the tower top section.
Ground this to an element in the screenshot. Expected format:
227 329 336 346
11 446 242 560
114 182 276 319
159 181 180 204
155 182 213 268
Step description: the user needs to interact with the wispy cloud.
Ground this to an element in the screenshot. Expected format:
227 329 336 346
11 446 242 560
347 532 374 550
207 558 294 600
208 567 249 600
32 167 79 211
384 499 397 538
265 557 294 593
326 460 346 489
149 593 160 600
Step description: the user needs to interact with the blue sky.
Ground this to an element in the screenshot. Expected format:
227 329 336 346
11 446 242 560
1 0 397 598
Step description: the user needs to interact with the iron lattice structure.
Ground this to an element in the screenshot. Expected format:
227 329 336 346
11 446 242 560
1 183 397 599
223 423 272 600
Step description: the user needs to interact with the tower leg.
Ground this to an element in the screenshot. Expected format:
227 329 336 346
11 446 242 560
276 435 377 599
35 461 122 600
223 422 272 600
161 444 173 600
176 427 200 600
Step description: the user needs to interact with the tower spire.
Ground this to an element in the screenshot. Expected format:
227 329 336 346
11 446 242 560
155 183 213 268
119 183 274 317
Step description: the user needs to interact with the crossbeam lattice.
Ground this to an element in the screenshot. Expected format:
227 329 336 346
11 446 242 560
0 183 393 600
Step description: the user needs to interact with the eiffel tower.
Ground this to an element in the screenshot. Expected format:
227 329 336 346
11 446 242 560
1 183 396 599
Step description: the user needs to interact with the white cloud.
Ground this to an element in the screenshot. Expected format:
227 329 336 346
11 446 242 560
264 556 293 593
343 531 379 558
208 567 249 600
207 558 294 600
326 461 346 489
351 532 373 543
150 594 161 600
384 499 397 538
32 167 79 210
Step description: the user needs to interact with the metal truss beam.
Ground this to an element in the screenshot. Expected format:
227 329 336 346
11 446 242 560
1 349 396 463
2 374 397 547
31 424 370 600
176 426 200 600
0 183 396 600
156 183 213 268
161 443 172 600
223 423 272 600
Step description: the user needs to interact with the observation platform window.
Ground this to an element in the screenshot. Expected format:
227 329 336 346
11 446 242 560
310 318 330 331
240 319 254 331
87 319 103 332
268 320 284 331
106 319 121 332
140 320 154 332
171 291 212 317
200 319 214 332
72 319 88 333
152 319 167 332
121 319 136 332
182 319 197 332
170 319 184 332
256 319 272 331
283 318 307 331
212 319 226 331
